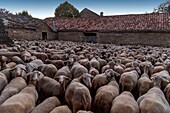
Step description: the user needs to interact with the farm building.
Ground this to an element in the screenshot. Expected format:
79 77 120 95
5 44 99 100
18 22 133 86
45 10 170 47
0 13 57 41
80 8 100 18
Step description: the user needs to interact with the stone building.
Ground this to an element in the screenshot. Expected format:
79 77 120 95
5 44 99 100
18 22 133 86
45 12 170 47
80 8 99 18
0 13 57 41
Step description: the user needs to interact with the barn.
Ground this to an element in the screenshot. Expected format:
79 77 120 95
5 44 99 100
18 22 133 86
0 13 57 41
45 11 170 47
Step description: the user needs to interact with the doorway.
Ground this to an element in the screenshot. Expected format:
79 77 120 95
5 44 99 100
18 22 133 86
83 32 97 43
42 32 47 40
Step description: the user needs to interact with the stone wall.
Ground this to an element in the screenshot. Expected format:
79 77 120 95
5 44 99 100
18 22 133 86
6 28 40 41
97 32 170 47
57 31 170 47
6 23 57 41
58 32 82 42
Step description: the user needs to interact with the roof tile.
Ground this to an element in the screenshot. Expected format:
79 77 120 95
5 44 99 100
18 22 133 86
45 13 170 32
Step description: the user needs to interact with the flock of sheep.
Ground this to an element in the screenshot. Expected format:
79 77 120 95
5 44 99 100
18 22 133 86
0 40 169 113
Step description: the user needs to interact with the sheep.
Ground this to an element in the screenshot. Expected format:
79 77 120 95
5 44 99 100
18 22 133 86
10 64 27 79
124 61 141 75
152 70 170 89
0 72 8 93
137 76 170 113
26 59 44 72
92 69 119 92
139 61 153 77
45 59 65 69
119 62 139 92
90 57 100 71
54 75 71 96
0 68 12 81
71 62 88 78
28 71 62 101
20 50 32 63
164 83 170 104
0 84 38 113
79 58 91 71
93 73 119 113
89 67 99 77
101 64 110 73
31 96 61 113
0 52 20 59
65 73 93 113
71 62 80 75
39 64 57 78
165 61 170 73
5 62 16 69
54 66 72 79
11 56 24 64
31 52 48 62
96 57 107 72
0 56 8 70
110 91 139 113
114 59 125 75
137 64 153 96
50 105 72 113
152 65 165 74
0 77 27 105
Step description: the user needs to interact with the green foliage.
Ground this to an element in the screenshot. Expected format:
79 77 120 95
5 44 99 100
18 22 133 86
16 10 32 17
154 0 170 13
54 1 80 18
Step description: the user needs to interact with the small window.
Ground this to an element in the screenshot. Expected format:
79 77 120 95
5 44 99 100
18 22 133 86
42 32 47 40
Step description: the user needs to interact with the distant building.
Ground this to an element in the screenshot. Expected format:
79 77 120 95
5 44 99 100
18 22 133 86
0 13 56 41
45 9 170 47
1 8 170 47
80 8 99 18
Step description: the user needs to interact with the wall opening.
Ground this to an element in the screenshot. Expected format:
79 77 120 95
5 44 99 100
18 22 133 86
42 32 47 40
83 32 97 43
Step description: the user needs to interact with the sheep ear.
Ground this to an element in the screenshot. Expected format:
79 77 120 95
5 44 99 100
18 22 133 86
21 67 28 73
54 76 59 81
164 85 169 93
114 72 120 77
10 67 16 71
64 76 71 81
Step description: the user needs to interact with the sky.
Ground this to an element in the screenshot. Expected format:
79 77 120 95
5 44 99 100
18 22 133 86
0 0 166 19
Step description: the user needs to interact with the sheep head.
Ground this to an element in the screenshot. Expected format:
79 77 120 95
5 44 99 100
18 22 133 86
81 73 94 89
28 71 44 85
151 75 162 88
54 75 71 93
105 69 120 80
10 64 27 78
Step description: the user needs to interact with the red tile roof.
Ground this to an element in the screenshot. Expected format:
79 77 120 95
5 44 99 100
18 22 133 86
45 13 170 32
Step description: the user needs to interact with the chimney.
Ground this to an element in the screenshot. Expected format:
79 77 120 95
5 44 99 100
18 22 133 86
100 12 103 16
